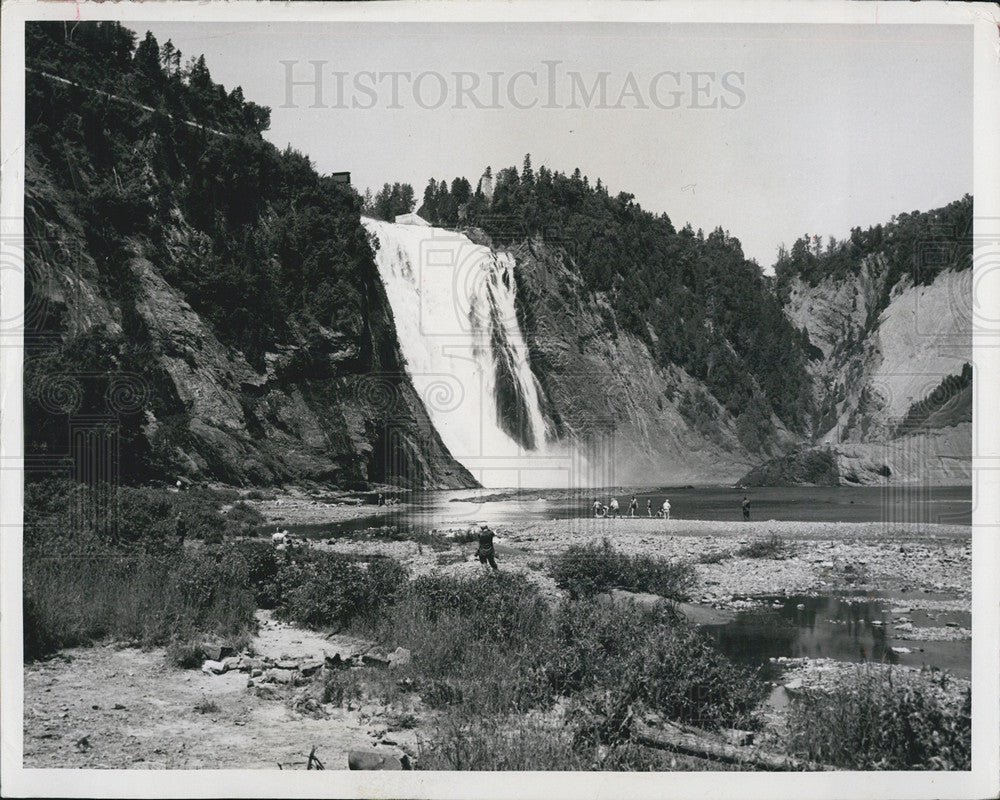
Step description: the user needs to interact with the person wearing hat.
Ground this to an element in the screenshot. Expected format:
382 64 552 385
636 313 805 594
476 522 498 571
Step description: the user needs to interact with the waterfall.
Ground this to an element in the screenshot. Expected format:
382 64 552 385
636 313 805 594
363 217 575 488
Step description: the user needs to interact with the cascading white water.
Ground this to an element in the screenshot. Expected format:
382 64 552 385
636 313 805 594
363 217 577 488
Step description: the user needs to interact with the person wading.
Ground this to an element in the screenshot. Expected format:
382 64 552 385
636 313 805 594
609 497 620 519
646 499 653 518
628 496 638 518
661 498 671 520
476 522 498 572
742 495 751 521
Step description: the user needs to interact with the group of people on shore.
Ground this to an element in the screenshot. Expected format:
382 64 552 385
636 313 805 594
593 496 671 519
590 495 753 521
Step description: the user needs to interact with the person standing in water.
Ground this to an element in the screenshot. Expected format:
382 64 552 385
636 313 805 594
646 499 653 518
628 496 638 518
593 499 604 518
742 495 751 520
661 498 671 520
476 522 498 571
609 497 620 519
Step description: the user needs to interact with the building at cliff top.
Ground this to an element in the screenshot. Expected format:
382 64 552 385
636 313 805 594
394 213 430 226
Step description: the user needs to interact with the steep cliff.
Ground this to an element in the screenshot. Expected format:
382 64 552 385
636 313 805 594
507 236 789 485
25 154 477 490
744 256 971 486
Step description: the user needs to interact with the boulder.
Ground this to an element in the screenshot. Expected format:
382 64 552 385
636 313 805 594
276 659 299 670
387 648 411 668
348 748 411 770
300 659 324 677
201 659 227 675
264 668 296 685
200 644 235 662
362 652 391 668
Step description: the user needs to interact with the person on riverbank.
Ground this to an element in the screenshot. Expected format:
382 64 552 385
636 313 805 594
646 499 652 518
661 498 671 520
628 496 638 517
593 499 604 517
609 497 620 519
476 522 498 571
742 495 751 521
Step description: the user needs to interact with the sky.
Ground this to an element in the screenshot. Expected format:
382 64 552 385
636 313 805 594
137 21 973 271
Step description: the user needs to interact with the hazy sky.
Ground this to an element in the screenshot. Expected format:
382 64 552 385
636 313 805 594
138 21 973 270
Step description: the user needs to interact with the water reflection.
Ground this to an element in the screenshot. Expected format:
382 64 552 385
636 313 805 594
702 595 970 678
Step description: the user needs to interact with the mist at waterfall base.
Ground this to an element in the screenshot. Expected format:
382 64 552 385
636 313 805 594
364 217 584 488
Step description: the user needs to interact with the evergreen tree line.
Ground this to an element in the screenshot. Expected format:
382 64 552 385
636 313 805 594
773 195 973 306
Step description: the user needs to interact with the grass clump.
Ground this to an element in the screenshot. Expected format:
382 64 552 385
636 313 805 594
24 545 256 660
736 533 795 560
785 666 971 770
549 538 695 600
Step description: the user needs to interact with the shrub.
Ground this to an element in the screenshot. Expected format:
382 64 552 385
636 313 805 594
785 666 971 770
548 600 765 732
549 538 695 600
273 551 408 630
736 533 795 560
232 540 282 608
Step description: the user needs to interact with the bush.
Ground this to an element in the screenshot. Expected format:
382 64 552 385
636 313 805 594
548 600 765 732
736 533 795 560
549 538 695 600
785 666 971 770
273 551 408 630
232 540 283 608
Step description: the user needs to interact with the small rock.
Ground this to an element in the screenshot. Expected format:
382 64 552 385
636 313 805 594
388 647 411 668
222 656 242 672
362 653 391 668
251 668 263 678
113 704 127 711
721 729 755 747
348 748 411 770
299 659 324 677
200 644 235 662
276 659 299 670
891 646 912 655
201 659 227 675
783 678 803 691
264 668 296 685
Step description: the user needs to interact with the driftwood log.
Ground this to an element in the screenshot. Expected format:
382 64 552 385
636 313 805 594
632 719 836 771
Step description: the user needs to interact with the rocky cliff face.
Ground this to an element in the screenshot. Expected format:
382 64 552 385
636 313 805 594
744 262 971 486
507 237 772 486
26 158 477 490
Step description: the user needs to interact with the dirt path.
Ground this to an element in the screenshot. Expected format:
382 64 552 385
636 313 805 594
23 611 426 770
